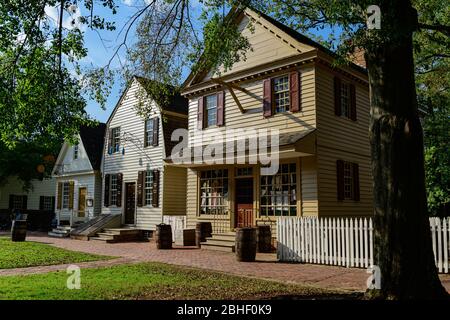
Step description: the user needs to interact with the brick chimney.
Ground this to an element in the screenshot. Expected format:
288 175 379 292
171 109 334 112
348 47 366 69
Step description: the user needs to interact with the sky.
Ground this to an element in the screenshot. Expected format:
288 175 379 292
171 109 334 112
54 1 335 123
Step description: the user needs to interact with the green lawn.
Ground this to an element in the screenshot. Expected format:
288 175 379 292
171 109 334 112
0 262 360 300
0 237 113 269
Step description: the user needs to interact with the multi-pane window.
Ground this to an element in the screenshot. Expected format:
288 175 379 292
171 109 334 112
11 195 27 210
273 75 290 113
260 163 297 217
41 196 54 211
340 82 350 118
111 127 121 153
73 144 79 160
145 119 154 147
200 169 228 215
62 182 70 209
110 174 118 206
343 162 354 200
144 171 153 206
205 94 217 127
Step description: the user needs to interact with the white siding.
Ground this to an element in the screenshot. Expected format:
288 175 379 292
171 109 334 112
56 135 93 174
55 174 98 223
102 79 165 230
0 176 56 211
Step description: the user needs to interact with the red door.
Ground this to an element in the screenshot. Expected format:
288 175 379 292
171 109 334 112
235 178 253 228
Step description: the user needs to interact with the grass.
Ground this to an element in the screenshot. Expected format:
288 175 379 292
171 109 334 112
0 262 361 300
0 237 113 269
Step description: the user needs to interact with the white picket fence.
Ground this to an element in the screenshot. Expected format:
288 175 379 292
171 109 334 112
277 216 450 274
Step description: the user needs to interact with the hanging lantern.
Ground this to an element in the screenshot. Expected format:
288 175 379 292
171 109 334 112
36 164 45 173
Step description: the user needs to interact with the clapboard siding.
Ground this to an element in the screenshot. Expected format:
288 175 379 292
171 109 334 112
315 66 372 217
202 13 313 81
0 176 56 211
186 168 198 229
102 79 164 230
55 174 99 222
188 66 316 148
300 156 319 216
162 166 187 215
57 135 93 173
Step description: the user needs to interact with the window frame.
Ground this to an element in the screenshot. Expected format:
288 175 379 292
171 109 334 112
109 174 118 206
273 75 290 114
340 81 351 119
204 94 218 128
62 182 70 209
111 127 121 153
73 144 79 160
144 171 153 206
199 169 229 215
41 196 54 211
343 161 355 200
145 119 154 147
260 163 297 217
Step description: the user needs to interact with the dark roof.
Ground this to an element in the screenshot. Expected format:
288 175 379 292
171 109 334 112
135 76 188 115
79 123 106 170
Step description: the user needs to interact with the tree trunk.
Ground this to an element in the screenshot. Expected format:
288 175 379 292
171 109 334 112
365 0 447 299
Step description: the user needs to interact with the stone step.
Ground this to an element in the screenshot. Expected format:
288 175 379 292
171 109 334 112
102 228 142 235
56 226 72 231
89 237 116 244
202 239 235 247
52 228 71 234
208 234 236 242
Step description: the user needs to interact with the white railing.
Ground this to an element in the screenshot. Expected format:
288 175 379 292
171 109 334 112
277 216 450 274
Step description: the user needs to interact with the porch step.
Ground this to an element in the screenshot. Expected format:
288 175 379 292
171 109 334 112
48 225 73 238
70 214 121 240
201 232 236 252
90 228 145 243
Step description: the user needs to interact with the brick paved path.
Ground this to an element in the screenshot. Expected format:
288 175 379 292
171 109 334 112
1 232 449 293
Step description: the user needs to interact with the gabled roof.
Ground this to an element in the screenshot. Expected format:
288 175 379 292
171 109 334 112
183 6 366 90
79 123 106 170
107 76 188 126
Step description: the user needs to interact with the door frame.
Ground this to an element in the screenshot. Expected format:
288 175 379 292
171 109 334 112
77 187 87 219
123 182 136 226
234 176 254 228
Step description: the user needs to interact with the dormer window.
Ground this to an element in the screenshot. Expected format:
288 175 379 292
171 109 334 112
73 144 79 160
273 75 290 113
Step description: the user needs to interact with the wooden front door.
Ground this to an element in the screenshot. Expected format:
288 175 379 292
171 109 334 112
124 182 136 225
78 187 86 218
235 178 254 228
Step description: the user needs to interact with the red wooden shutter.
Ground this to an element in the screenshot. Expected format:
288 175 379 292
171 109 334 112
116 173 123 207
350 84 357 121
334 76 342 116
263 79 273 117
152 170 160 207
137 171 144 207
336 160 345 201
289 71 300 112
152 118 159 147
197 97 204 130
216 91 225 126
57 183 62 209
104 174 110 207
144 120 148 148
353 163 360 201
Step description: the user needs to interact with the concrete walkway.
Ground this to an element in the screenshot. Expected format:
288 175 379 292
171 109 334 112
1 232 449 293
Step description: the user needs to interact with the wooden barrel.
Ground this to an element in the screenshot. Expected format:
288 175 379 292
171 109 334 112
235 227 257 262
195 222 212 247
155 224 172 249
11 220 27 242
257 225 272 253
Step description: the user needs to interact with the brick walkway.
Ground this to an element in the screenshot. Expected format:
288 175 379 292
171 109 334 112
1 232 449 293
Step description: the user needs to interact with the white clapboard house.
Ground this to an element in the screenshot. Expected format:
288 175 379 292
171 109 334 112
101 76 188 234
51 123 106 231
